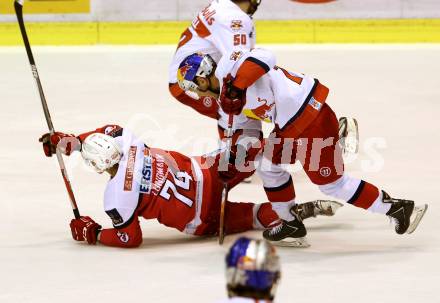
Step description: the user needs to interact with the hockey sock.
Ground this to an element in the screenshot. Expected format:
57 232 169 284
319 174 391 215
271 200 296 221
253 203 281 229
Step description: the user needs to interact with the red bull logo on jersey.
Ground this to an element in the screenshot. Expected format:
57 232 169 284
249 97 274 122
230 51 243 61
230 20 243 31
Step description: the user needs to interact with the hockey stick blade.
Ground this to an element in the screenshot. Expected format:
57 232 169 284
218 184 228 245
406 204 428 234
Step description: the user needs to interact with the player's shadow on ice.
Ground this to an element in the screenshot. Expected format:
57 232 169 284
279 245 422 264
135 223 363 249
137 235 215 249
307 223 354 232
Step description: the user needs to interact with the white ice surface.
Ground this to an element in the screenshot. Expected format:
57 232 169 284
1 45 439 303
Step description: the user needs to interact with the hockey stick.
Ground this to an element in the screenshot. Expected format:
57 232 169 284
218 113 234 245
15 0 81 219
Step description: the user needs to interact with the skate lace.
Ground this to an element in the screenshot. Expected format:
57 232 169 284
269 223 283 235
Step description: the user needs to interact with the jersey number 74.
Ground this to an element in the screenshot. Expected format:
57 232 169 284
159 171 194 207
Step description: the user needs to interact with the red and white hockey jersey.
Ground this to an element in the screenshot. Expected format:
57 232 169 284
169 0 257 122
215 48 329 138
169 0 256 84
78 125 217 247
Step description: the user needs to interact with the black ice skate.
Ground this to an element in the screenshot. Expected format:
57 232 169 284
383 191 428 234
263 215 309 248
293 200 344 220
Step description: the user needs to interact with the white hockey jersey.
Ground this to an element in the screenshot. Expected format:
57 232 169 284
169 0 256 83
100 126 205 233
215 48 325 133
103 127 146 228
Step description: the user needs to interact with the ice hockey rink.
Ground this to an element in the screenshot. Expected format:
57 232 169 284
1 44 439 302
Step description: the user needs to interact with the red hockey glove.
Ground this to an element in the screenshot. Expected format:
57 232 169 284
219 75 246 115
70 216 102 245
217 138 262 185
218 150 239 183
219 163 239 183
39 132 81 157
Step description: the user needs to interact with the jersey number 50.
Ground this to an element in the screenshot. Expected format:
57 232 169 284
233 34 247 46
159 171 194 207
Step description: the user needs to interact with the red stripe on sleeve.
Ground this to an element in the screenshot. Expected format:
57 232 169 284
233 59 270 90
169 83 219 120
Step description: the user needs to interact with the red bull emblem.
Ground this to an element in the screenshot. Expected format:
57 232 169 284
230 51 243 61
251 97 274 121
238 255 256 270
230 20 243 31
179 63 192 79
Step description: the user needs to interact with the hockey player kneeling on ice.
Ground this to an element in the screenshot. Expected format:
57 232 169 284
216 237 280 303
178 50 428 247
38 125 339 248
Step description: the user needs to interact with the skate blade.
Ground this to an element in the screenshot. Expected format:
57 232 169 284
331 201 344 213
269 237 310 248
406 204 428 234
339 117 359 155
315 200 344 216
326 200 344 216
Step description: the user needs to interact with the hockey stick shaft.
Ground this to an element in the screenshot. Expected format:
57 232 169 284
219 113 234 245
14 0 80 219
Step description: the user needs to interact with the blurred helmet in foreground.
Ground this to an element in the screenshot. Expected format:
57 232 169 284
226 237 280 300
81 133 122 174
177 53 216 91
